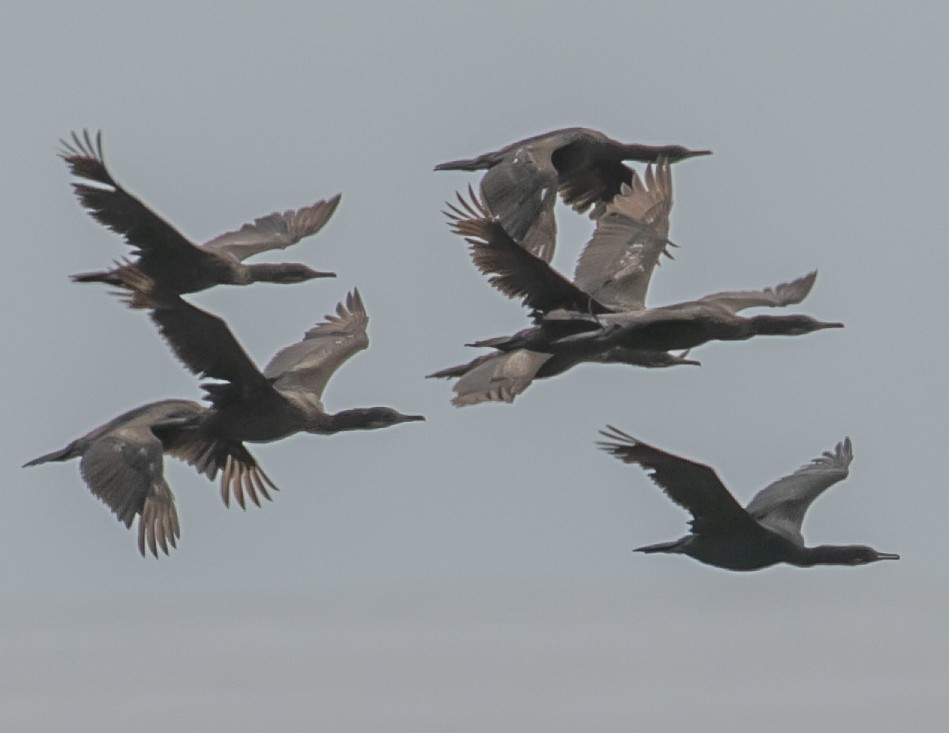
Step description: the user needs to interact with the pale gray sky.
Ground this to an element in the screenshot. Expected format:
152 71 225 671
3 1 947 731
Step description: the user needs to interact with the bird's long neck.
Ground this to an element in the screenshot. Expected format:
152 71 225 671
244 264 297 283
620 143 681 162
786 545 870 567
748 315 806 336
620 143 711 163
322 408 385 432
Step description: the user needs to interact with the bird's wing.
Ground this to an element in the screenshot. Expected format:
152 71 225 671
156 421 279 512
151 297 271 394
478 147 559 263
202 194 342 261
60 130 205 264
696 271 818 314
745 438 853 545
597 425 753 532
429 349 552 406
112 268 277 407
573 162 673 310
78 427 180 558
262 289 370 400
445 188 608 315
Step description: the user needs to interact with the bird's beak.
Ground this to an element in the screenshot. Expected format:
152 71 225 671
875 552 900 561
401 414 426 423
819 321 845 329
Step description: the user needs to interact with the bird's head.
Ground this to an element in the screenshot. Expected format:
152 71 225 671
363 408 427 430
273 263 337 284
810 544 900 565
844 546 901 565
661 145 713 162
328 407 426 432
752 314 845 336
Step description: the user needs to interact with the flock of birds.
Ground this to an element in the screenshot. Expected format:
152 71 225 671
25 127 898 570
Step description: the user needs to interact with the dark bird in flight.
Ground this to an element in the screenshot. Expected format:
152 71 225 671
435 127 709 262
473 272 840 358
598 426 899 570
23 399 275 557
117 270 424 453
61 130 339 296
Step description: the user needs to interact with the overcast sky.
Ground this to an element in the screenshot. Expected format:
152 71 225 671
3 1 947 731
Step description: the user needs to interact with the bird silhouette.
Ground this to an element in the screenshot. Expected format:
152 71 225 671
114 269 424 464
62 129 339 296
436 127 709 262
598 426 899 570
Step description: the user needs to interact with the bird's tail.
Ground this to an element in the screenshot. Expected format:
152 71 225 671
425 354 492 380
107 265 161 310
23 441 79 467
434 152 497 172
466 335 519 350
634 538 688 554
71 269 122 286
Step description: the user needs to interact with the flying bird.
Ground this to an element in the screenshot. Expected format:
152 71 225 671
598 426 899 570
61 130 339 296
473 271 840 357
436 127 709 262
23 399 275 557
116 270 424 451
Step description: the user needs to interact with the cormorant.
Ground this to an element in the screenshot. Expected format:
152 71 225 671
116 270 425 452
61 130 339 295
436 127 709 262
598 426 899 570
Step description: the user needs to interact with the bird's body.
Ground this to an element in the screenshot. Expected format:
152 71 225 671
61 130 339 296
633 527 809 571
598 427 899 571
436 127 709 262
23 399 274 557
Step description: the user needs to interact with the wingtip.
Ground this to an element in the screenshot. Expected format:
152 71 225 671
596 424 639 448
